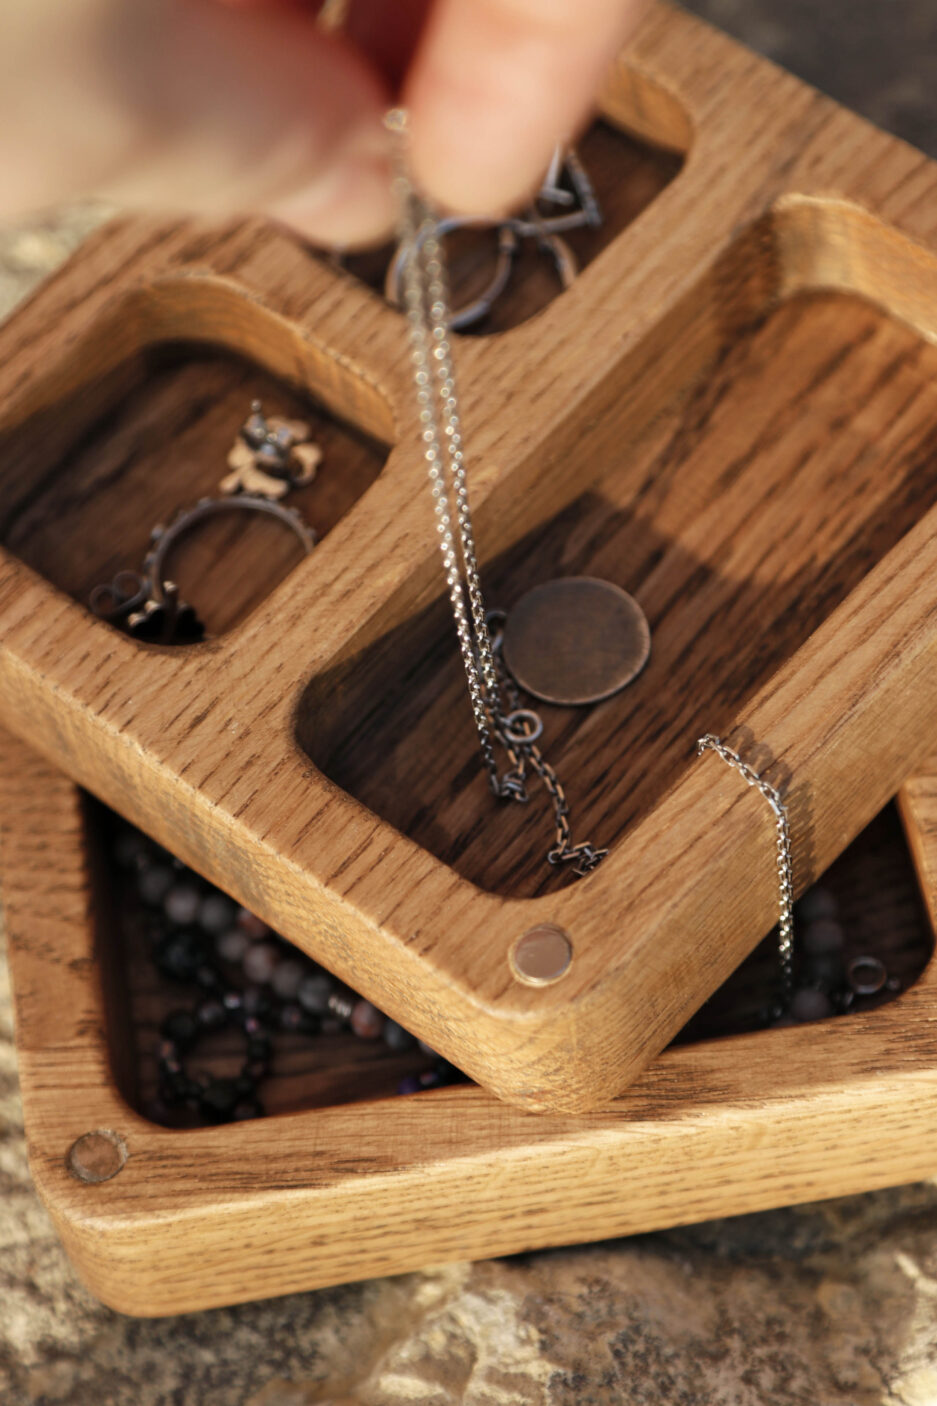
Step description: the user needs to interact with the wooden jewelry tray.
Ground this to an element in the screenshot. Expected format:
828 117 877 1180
5 725 937 1316
4 3 937 1112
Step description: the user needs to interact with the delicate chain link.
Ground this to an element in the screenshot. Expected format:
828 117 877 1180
696 735 794 1004
388 108 505 794
386 108 607 876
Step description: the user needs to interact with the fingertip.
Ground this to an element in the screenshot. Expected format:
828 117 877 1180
404 0 651 216
268 147 395 248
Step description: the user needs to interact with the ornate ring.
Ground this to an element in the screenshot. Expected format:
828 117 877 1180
145 495 316 607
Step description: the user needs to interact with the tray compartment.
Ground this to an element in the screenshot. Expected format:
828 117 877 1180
342 106 686 335
0 336 390 637
5 729 937 1315
301 273 937 896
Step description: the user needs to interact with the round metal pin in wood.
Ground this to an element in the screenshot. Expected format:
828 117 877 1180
501 577 651 706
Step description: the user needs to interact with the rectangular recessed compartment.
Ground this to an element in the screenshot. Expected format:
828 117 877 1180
5 729 937 1315
301 283 937 896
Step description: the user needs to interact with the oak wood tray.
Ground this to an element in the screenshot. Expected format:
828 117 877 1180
4 3 937 1112
5 727 937 1316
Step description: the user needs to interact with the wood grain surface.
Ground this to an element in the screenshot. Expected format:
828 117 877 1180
4 728 937 1315
3 4 937 1111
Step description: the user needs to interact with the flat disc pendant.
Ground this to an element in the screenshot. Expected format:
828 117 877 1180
501 577 650 706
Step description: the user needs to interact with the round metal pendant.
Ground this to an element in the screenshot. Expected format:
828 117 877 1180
501 577 650 706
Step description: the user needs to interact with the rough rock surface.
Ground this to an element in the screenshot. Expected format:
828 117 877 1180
5 3 937 1402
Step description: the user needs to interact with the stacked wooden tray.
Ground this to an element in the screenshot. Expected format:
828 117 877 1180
5 730 937 1314
5 0 937 1312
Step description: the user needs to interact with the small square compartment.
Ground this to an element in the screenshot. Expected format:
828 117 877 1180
0 340 390 638
341 76 688 336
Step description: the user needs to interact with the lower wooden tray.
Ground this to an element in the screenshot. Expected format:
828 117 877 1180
6 726 937 1317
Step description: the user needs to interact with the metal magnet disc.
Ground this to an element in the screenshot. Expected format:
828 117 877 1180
501 577 650 707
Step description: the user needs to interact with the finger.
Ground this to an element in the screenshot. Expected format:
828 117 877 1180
5 0 393 248
404 0 652 215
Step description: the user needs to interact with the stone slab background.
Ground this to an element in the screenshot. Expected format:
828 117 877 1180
3 2 937 1402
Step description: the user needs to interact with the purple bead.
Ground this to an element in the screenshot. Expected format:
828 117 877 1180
397 1075 422 1096
298 972 333 1014
790 988 834 1023
138 864 174 908
271 959 304 1001
215 927 249 964
198 893 237 936
164 883 202 926
243 941 279 985
802 919 845 956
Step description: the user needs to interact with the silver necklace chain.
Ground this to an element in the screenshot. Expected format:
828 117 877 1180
386 108 607 878
697 735 795 1003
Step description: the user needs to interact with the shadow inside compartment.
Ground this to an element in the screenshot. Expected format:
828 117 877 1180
96 798 933 1128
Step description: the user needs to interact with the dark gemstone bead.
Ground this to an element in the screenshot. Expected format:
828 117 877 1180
160 1009 198 1050
199 1078 240 1122
222 990 243 1014
235 1074 257 1098
243 941 279 985
196 997 226 1030
195 963 222 990
242 1015 263 1038
215 927 249 964
271 959 304 1000
164 882 202 926
790 988 834 1023
154 930 204 982
198 893 237 936
803 953 846 990
236 908 272 941
233 1098 264 1122
297 972 333 1014
383 1020 415 1052
397 1075 422 1096
137 863 174 908
241 988 272 1019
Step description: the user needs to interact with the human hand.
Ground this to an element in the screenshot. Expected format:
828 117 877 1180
5 0 651 247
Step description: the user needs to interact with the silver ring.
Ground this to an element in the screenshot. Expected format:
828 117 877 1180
145 495 316 605
386 217 519 331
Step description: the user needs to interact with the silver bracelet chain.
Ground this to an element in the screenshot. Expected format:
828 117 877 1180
697 734 795 1003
